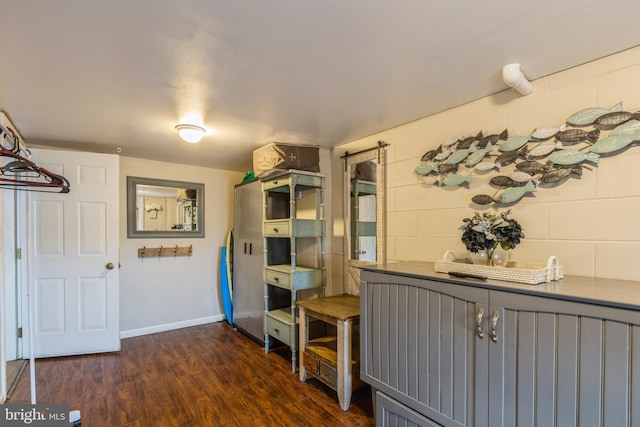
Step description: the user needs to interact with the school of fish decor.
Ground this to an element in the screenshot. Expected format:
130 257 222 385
414 101 640 206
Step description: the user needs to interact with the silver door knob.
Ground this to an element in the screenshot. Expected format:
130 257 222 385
105 262 115 270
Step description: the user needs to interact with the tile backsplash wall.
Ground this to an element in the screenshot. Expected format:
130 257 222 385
334 46 640 281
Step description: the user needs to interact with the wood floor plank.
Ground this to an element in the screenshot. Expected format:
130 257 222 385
7 322 374 426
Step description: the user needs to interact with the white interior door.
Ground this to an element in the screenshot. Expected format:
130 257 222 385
27 149 120 357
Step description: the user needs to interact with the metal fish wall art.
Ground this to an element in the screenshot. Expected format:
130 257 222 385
414 163 439 176
477 129 508 148
548 150 599 165
465 143 493 167
421 148 441 162
531 125 566 141
498 133 533 152
474 161 500 171
471 194 496 205
434 149 453 161
414 101 638 205
555 128 600 145
610 119 640 136
422 175 440 185
593 111 640 129
496 146 527 167
528 141 563 158
539 166 583 183
446 145 477 164
566 102 623 126
510 171 535 183
457 131 483 149
490 175 520 188
441 135 462 147
438 163 459 174
500 181 536 204
516 160 546 175
588 132 640 154
442 172 472 186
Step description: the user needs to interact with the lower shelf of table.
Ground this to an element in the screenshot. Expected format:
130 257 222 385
303 336 361 391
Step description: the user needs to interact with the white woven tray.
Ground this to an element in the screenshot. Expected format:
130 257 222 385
435 250 563 285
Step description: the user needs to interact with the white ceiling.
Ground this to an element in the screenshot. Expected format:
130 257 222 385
2 1 640 172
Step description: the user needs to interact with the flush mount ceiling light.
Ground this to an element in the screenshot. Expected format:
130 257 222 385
175 124 206 143
502 63 533 96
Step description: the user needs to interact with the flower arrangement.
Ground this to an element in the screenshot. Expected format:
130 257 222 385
459 210 524 266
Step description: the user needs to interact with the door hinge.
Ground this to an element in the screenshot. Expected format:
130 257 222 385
16 248 22 260
17 327 22 338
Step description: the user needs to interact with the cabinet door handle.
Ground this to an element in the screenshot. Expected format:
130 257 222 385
476 307 484 339
249 243 252 255
490 310 500 343
273 228 279 233
244 242 247 254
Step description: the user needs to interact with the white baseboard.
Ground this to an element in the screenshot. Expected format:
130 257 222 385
120 315 225 339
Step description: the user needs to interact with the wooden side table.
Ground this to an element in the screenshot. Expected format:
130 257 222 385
298 294 361 411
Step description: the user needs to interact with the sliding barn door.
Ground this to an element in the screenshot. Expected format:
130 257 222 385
27 149 120 357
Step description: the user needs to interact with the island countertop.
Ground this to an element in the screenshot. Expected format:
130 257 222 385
360 261 640 312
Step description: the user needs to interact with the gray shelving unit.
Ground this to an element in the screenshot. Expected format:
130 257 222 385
261 170 325 373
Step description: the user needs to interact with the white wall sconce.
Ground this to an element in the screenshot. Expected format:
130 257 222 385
175 124 206 143
502 63 533 96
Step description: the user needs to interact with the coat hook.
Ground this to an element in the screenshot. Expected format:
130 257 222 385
174 245 178 255
159 245 163 257
141 246 146 258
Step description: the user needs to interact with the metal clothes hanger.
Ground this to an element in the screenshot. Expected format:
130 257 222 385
0 125 70 193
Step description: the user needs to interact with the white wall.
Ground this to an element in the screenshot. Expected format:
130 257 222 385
119 156 244 337
333 45 640 283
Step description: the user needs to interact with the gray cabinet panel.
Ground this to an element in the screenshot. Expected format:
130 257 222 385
578 316 603 425
491 291 640 427
556 315 579 427
440 294 453 419
361 272 488 427
397 285 409 395
452 298 469 425
427 291 441 412
376 391 443 427
633 326 640 427
516 311 536 427
363 268 640 427
389 283 399 390
603 320 629 427
535 312 557 427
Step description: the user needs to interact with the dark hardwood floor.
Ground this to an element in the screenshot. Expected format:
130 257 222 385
7 322 374 427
